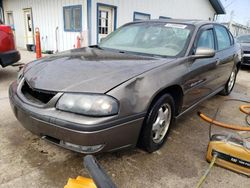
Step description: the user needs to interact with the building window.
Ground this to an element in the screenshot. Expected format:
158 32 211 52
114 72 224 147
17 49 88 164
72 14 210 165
0 7 4 24
133 12 150 21
63 5 82 32
98 10 109 34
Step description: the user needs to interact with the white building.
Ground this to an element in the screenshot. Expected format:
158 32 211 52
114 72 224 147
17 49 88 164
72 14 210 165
1 0 225 52
222 21 250 37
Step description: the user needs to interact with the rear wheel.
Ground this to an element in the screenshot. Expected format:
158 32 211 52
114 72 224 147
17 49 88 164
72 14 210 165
220 67 237 96
139 94 175 153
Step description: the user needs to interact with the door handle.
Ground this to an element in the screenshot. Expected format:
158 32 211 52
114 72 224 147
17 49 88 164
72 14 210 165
215 58 220 65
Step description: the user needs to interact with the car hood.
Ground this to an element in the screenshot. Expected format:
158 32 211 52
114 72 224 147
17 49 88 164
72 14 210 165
23 47 174 93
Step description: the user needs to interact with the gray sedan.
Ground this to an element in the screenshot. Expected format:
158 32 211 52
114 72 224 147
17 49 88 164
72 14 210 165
9 20 241 153
236 34 250 66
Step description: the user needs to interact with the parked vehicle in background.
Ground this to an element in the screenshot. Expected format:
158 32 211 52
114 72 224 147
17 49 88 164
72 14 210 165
236 34 250 67
0 22 20 68
9 20 241 154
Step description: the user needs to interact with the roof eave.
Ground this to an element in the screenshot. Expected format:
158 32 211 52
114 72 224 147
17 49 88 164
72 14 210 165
209 0 226 14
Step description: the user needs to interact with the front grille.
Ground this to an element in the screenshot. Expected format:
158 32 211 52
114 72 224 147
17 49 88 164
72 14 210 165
243 51 250 54
21 80 57 104
242 57 250 65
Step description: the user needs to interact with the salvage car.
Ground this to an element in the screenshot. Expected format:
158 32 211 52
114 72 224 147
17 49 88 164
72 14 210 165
236 34 250 66
9 20 241 153
0 22 20 67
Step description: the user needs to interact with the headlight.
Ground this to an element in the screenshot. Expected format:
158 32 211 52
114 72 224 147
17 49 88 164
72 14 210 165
56 93 119 116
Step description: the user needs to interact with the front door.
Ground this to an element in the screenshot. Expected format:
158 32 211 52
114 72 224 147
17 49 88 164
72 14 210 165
23 8 34 45
97 6 114 42
183 26 218 109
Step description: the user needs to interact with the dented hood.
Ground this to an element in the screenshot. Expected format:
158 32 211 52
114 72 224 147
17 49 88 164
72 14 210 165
23 47 173 93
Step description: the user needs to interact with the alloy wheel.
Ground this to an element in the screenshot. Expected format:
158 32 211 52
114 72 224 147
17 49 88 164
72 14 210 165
228 69 236 92
152 103 172 143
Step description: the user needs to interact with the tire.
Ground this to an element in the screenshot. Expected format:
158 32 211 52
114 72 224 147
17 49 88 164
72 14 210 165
139 94 175 153
220 66 238 96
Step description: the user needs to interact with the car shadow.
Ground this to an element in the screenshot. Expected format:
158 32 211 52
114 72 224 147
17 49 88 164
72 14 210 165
0 66 19 83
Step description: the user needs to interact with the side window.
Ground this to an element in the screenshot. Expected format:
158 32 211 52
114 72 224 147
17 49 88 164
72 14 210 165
197 29 215 49
214 25 231 50
133 12 150 21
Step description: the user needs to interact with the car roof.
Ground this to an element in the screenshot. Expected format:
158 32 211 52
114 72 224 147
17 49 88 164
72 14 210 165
130 19 216 27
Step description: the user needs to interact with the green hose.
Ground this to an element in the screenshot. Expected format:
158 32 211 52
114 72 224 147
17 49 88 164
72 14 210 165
196 154 217 188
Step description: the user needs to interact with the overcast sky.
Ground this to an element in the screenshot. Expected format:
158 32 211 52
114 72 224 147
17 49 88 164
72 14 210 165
217 0 250 25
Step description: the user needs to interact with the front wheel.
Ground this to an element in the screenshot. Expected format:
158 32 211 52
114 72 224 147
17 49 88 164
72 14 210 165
138 94 175 153
220 67 238 96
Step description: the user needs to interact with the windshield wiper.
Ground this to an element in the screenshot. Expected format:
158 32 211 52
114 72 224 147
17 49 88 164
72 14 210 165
90 45 103 50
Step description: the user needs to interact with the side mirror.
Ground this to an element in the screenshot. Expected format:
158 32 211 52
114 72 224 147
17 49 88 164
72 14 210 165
194 47 215 58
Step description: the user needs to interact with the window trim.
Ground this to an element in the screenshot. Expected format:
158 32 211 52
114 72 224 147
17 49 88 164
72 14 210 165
63 5 82 32
133 11 151 21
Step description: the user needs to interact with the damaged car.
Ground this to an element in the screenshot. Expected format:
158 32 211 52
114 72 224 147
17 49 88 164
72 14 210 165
9 20 241 153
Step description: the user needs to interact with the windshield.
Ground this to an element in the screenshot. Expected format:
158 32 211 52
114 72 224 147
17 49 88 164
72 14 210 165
237 35 250 43
99 23 194 57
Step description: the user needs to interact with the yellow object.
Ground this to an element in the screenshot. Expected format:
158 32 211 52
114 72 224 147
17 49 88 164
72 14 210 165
64 176 97 188
206 136 250 176
197 103 250 187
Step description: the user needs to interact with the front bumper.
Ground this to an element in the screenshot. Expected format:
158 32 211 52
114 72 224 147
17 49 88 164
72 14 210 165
9 81 144 153
0 50 21 67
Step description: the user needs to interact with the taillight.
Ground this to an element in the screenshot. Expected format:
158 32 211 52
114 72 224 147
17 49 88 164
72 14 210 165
0 25 13 35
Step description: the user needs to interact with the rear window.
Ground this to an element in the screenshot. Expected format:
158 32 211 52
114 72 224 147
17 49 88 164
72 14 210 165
214 25 231 50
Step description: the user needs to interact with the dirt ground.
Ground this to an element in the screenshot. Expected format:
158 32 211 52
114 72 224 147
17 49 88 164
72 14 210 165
0 50 250 188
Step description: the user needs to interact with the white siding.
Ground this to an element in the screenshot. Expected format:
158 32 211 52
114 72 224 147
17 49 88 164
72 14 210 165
3 0 216 51
3 0 88 51
90 0 216 44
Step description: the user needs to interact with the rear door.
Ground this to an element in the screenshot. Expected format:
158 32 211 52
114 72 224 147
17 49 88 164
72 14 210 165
213 25 235 86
